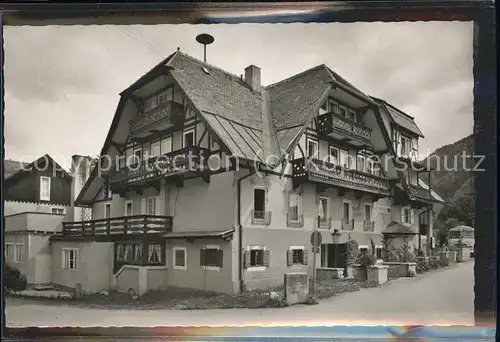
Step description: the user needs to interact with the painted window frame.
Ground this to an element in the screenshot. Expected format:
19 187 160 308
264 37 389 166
6 242 24 263
306 138 319 158
375 245 383 261
289 245 306 266
358 245 369 254
39 176 51 201
329 146 339 165
403 206 411 224
200 244 222 271
246 245 267 272
342 199 353 226
62 248 78 270
145 197 156 216
125 200 133 216
173 246 187 270
364 203 373 222
287 192 301 223
339 148 350 169
252 186 268 221
319 196 330 224
183 128 196 149
104 202 111 219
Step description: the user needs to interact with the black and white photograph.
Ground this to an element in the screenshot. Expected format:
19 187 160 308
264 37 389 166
2 19 484 333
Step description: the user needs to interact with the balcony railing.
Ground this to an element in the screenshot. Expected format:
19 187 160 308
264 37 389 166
110 146 209 186
292 158 390 196
287 213 304 228
130 101 184 135
317 112 372 145
251 210 272 225
61 215 173 237
363 220 375 231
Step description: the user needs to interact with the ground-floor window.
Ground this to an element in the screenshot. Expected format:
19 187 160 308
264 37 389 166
5 243 24 263
200 245 223 269
173 246 187 270
287 246 308 266
244 246 270 269
114 241 165 272
375 246 383 260
62 248 78 270
320 243 346 268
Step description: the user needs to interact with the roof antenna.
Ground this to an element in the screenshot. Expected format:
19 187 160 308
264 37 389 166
196 33 215 63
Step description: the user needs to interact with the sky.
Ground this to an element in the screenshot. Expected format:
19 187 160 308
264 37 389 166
3 22 473 170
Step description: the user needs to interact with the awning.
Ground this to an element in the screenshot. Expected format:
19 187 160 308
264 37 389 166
382 221 417 235
163 228 235 240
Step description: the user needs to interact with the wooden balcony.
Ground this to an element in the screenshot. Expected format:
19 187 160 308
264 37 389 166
408 185 435 202
59 215 173 239
292 158 390 197
109 146 209 188
317 112 372 147
130 101 184 137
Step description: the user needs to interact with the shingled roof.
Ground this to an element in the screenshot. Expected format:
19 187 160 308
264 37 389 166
3 159 29 179
371 97 424 137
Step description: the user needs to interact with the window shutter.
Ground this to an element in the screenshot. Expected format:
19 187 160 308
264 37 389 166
286 250 293 266
401 207 405 223
200 249 205 266
216 250 224 267
303 249 309 265
244 250 251 268
411 209 415 224
263 250 270 267
141 198 146 214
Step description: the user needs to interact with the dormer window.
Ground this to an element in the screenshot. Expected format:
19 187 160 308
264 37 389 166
40 176 51 201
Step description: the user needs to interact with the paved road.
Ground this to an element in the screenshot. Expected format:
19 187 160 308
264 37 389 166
6 261 474 327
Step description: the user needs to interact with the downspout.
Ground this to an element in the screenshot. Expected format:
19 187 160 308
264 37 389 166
237 166 257 294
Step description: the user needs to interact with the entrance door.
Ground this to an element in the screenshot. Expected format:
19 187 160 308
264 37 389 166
323 243 347 268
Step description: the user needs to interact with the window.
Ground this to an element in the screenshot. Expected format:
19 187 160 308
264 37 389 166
307 139 318 158
319 197 329 223
51 208 65 215
253 187 267 220
145 197 156 215
339 106 347 118
319 101 328 115
244 246 270 269
161 136 172 155
339 149 350 168
287 246 307 266
288 193 300 222
364 204 372 222
329 99 339 114
359 246 368 254
62 248 78 270
329 146 339 165
125 201 133 216
342 200 352 225
376 246 383 260
125 148 133 167
148 244 163 264
104 203 111 219
200 245 223 270
348 110 356 122
403 207 411 224
183 129 195 148
173 246 187 270
401 136 410 158
150 140 161 158
209 134 220 150
357 154 366 172
133 147 142 165
6 242 24 263
40 176 51 201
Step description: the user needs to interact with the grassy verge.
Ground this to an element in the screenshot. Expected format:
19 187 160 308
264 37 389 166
7 279 378 310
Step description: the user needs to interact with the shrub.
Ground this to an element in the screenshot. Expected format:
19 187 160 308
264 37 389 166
439 256 450 267
357 253 376 268
4 265 27 291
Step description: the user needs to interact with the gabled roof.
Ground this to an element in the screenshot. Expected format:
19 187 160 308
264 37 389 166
371 97 424 138
4 159 30 179
4 154 71 182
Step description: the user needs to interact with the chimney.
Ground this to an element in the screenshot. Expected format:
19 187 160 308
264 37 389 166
244 65 261 93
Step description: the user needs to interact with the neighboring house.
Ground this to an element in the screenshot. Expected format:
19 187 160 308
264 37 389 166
4 155 72 284
47 50 444 295
3 154 93 285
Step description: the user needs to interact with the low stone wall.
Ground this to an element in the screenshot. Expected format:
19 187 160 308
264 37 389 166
352 265 367 282
316 268 345 281
284 272 309 305
367 265 388 285
382 262 416 277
